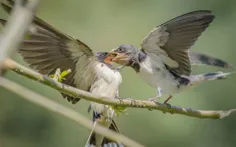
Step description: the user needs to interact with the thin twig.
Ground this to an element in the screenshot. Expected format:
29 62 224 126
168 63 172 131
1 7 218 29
0 0 39 73
3 58 236 119
0 77 144 147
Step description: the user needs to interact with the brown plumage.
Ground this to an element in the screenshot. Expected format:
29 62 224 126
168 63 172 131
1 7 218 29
0 1 97 104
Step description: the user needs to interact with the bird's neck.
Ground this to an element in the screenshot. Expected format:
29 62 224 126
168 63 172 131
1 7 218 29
129 50 147 72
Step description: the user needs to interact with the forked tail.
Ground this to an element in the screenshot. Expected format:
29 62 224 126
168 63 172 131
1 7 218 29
85 112 124 147
189 71 233 86
189 52 234 69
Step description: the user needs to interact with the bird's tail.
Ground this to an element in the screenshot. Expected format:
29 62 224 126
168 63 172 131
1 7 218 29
86 112 124 147
188 71 233 86
189 52 234 69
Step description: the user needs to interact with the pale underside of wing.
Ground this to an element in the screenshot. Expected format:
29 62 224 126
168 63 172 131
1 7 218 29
0 1 98 104
141 10 215 76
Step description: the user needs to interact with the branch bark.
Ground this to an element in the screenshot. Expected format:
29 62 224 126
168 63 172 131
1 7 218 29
3 58 236 119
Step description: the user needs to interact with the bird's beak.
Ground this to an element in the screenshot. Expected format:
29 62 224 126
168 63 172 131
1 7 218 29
103 53 115 65
107 51 130 66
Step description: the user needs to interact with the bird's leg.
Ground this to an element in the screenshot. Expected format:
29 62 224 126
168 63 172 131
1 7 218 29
157 87 162 97
159 95 172 114
115 96 124 103
148 87 163 102
164 95 172 104
148 87 163 111
164 95 172 108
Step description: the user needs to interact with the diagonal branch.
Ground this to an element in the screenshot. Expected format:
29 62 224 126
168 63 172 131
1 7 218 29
0 77 144 147
3 58 236 119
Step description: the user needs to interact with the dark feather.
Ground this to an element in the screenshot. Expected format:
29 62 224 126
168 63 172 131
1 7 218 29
89 118 124 147
142 10 215 76
0 1 96 104
189 51 234 68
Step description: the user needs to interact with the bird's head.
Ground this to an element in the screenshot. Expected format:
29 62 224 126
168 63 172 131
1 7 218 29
107 44 139 66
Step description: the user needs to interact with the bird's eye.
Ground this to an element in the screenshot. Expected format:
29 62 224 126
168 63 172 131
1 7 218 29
117 47 124 53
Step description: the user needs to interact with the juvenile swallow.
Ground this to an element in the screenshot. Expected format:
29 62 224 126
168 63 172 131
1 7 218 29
0 1 123 147
108 10 234 104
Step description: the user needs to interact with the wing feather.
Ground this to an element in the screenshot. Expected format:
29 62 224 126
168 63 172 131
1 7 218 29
0 1 98 104
141 10 215 76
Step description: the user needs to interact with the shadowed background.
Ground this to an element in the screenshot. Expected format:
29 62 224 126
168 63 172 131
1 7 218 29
0 0 236 147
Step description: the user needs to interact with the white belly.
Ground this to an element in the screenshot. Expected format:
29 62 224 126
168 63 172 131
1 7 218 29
138 56 180 95
90 63 122 97
90 63 122 116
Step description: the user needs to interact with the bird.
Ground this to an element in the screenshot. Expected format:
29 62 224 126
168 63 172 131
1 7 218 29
107 10 234 104
0 1 123 147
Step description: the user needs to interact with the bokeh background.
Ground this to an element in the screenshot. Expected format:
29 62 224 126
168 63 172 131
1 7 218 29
1 0 236 147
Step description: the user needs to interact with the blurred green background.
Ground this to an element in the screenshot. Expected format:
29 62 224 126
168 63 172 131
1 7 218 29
1 0 236 147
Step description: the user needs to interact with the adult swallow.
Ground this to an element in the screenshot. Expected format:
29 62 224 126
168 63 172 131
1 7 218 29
108 10 234 104
0 1 123 147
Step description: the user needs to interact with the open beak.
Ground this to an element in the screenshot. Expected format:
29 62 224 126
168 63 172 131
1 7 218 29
107 51 130 66
103 52 116 65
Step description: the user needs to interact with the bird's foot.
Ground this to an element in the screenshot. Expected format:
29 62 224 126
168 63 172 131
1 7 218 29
164 102 172 109
115 96 135 103
115 97 124 103
147 87 164 111
148 97 161 111
148 97 159 102
162 95 172 114
164 95 172 106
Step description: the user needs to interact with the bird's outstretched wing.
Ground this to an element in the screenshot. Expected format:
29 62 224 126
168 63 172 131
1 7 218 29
141 10 215 76
0 1 98 104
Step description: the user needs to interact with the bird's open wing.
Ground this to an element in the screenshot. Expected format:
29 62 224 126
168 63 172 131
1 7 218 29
141 10 214 76
0 1 98 104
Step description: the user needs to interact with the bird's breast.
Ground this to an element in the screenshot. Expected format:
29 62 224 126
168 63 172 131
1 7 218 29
138 56 180 94
90 63 122 115
91 63 122 97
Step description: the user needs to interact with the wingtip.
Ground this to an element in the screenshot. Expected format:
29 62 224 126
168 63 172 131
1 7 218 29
182 10 215 20
188 10 213 15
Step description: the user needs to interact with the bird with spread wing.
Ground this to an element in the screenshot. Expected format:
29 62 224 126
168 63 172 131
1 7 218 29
0 1 124 147
107 10 234 104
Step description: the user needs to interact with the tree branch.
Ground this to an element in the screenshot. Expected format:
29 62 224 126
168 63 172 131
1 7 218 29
3 58 236 119
0 77 144 147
